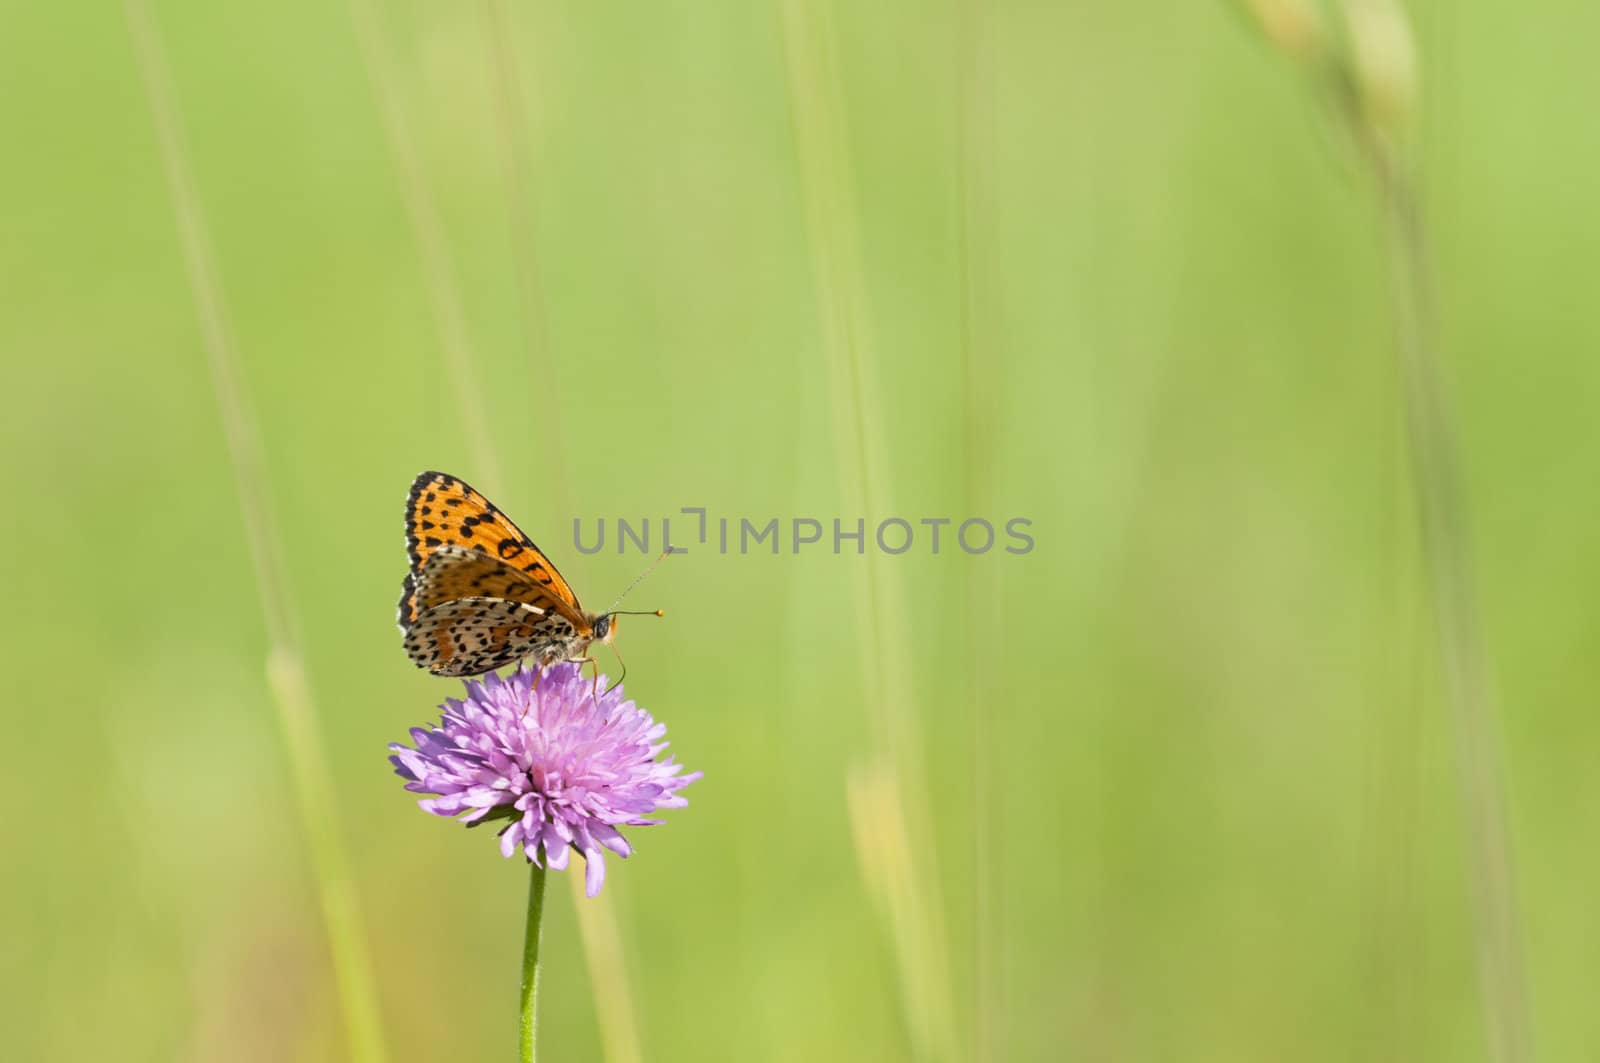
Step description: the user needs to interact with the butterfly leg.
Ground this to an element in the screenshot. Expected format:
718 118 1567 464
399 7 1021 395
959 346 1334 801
561 655 603 706
521 657 553 719
519 668 538 721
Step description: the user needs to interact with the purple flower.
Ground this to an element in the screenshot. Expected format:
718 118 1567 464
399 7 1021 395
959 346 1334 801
389 662 700 896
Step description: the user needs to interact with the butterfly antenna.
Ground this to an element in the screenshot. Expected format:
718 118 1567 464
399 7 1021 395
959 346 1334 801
604 548 674 614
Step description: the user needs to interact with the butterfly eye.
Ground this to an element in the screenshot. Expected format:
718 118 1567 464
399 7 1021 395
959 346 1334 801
593 615 611 640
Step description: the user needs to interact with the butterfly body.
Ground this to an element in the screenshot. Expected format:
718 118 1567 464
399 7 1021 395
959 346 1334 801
398 471 625 677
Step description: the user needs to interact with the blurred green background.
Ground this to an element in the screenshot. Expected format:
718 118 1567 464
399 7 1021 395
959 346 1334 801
4 1 1597 1060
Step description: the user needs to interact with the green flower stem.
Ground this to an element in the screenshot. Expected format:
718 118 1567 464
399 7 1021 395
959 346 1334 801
520 862 549 1063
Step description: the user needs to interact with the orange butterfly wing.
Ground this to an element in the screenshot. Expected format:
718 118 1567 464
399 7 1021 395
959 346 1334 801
403 545 547 618
398 471 584 631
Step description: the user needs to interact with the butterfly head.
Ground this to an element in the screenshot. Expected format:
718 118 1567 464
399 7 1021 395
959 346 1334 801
590 609 663 645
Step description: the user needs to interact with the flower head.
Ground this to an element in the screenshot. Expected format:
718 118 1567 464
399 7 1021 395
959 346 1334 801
389 662 699 896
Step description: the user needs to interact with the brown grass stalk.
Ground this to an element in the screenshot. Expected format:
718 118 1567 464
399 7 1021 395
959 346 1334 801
1240 4 1533 1056
344 0 502 488
121 3 388 1058
779 0 957 1057
958 0 1001 1058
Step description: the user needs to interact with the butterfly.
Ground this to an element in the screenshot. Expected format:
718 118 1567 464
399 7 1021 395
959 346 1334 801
398 471 662 678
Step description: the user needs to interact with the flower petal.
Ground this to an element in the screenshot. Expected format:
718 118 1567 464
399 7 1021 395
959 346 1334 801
584 850 606 897
388 661 697 892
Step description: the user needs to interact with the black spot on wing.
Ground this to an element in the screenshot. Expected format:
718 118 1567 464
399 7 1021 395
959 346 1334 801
396 571 417 632
402 595 574 677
